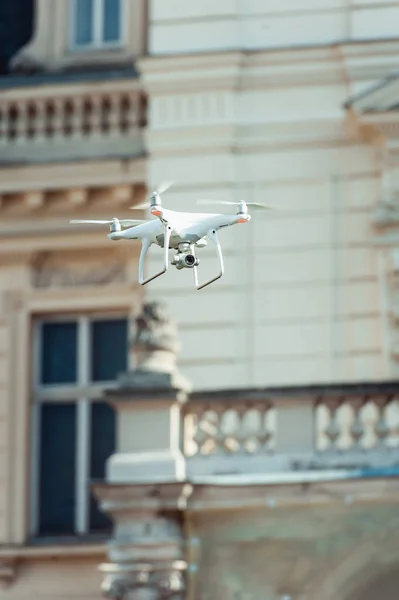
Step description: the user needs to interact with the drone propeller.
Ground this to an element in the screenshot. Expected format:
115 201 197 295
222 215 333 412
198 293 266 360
130 180 174 210
196 199 276 210
69 219 146 227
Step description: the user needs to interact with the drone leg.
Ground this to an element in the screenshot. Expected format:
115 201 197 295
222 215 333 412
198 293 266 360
194 229 224 290
138 225 172 285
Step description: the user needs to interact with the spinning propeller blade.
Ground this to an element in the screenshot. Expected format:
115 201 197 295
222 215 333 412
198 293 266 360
70 220 114 224
156 180 174 195
130 180 175 210
196 199 276 210
69 219 146 227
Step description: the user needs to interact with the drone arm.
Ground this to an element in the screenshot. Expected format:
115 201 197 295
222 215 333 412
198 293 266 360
193 229 224 291
138 225 172 285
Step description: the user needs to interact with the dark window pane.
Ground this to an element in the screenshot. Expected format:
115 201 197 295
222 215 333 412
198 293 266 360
90 319 127 382
103 0 121 42
39 403 76 535
89 401 116 531
40 322 78 385
74 0 94 46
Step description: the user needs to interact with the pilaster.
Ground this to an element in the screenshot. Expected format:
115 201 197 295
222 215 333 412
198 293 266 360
95 301 192 599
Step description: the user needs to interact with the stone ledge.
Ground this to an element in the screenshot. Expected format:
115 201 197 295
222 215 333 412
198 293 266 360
0 543 106 560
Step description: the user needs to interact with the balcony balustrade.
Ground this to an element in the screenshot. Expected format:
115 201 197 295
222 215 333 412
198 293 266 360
183 389 399 477
0 79 145 165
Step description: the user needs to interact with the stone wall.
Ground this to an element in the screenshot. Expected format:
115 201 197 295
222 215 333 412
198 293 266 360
190 501 399 600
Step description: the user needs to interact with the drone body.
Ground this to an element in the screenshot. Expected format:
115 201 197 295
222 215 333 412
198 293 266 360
70 184 272 290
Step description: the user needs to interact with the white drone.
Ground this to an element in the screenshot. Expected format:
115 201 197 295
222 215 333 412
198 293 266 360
70 182 273 290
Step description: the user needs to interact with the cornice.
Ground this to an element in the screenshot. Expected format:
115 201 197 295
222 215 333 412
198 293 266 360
0 544 106 561
186 476 399 512
0 76 142 102
138 40 399 93
0 158 146 195
145 120 351 156
137 51 245 94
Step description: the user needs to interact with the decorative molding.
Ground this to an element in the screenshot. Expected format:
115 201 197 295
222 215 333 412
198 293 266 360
145 120 351 156
100 560 187 600
31 253 127 289
0 158 146 196
0 184 143 216
139 40 399 94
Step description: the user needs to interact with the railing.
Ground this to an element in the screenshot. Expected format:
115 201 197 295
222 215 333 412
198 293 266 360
315 395 399 453
184 401 276 457
0 80 145 164
183 392 399 476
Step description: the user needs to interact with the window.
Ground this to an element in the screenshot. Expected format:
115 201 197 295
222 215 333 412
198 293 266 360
70 0 125 50
31 315 128 538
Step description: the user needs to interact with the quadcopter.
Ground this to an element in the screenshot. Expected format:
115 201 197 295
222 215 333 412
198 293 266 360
69 182 274 290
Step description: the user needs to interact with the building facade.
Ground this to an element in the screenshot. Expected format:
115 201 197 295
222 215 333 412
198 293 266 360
0 1 399 599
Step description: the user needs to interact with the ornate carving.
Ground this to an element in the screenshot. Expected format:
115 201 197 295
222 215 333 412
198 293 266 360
117 301 192 391
31 253 126 289
373 199 399 226
132 301 181 358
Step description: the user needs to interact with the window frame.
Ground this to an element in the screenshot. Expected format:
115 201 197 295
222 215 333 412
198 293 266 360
30 312 128 539
68 0 127 51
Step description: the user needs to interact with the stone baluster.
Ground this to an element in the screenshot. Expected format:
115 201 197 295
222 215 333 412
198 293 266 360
235 403 248 454
214 405 227 453
323 397 342 452
349 396 366 451
374 395 391 450
0 103 7 145
126 93 140 133
257 401 273 452
89 95 102 137
14 101 28 144
52 98 65 141
33 99 47 143
108 94 122 137
192 406 209 456
70 96 84 140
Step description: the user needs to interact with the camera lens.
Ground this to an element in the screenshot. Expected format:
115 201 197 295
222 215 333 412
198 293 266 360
184 254 196 266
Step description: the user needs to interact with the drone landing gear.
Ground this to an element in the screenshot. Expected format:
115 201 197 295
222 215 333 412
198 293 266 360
138 225 172 285
194 229 224 290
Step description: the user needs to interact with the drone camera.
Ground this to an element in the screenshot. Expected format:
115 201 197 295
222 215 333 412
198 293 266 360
171 252 199 270
184 254 197 267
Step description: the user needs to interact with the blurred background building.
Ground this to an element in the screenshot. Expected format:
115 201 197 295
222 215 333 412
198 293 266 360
0 1 399 599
